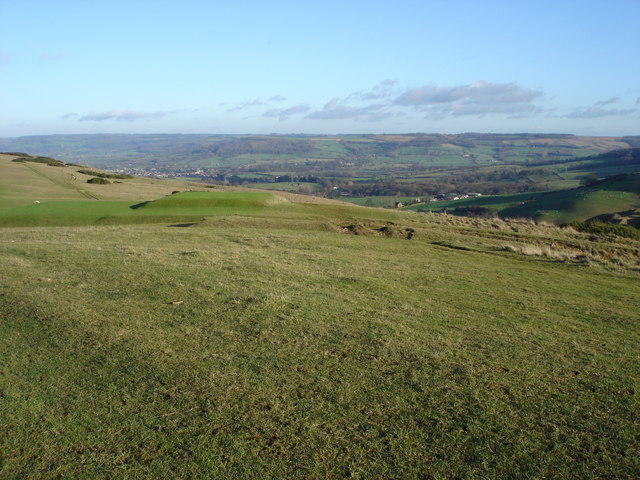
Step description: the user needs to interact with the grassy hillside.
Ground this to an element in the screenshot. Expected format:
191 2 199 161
0 153 208 208
1 153 639 478
404 172 640 224
500 174 640 223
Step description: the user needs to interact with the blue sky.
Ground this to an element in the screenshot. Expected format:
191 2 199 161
1 0 639 137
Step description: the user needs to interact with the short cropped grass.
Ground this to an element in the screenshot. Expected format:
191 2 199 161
1 205 639 479
0 192 280 227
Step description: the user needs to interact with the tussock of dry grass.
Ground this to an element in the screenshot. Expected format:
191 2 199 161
411 211 640 270
501 243 586 261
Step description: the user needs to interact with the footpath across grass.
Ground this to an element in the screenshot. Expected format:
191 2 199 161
0 206 639 479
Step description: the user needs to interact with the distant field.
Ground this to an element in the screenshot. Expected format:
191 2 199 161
246 182 323 194
501 188 640 224
344 196 423 207
1 133 632 172
404 173 640 224
404 192 543 214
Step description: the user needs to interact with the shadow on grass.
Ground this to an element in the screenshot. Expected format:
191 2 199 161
430 241 474 251
130 201 150 210
168 223 197 228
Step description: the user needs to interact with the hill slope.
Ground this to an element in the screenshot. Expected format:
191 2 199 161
500 172 640 223
0 153 203 207
2 133 634 167
1 154 639 478
404 172 640 224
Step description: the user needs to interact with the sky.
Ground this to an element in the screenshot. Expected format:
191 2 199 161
1 0 639 137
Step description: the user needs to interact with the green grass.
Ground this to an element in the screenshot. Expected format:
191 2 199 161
247 182 323 193
344 196 421 207
404 192 545 214
0 192 278 227
1 161 639 478
0 206 639 479
142 191 274 209
502 189 639 223
404 173 640 224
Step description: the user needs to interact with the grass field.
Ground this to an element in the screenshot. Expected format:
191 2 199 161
0 192 281 227
344 196 423 208
0 154 216 208
1 154 640 479
247 182 323 194
404 173 640 224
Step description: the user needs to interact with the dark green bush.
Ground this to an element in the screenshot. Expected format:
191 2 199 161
78 169 132 179
87 177 111 184
452 205 495 218
2 152 31 157
31 156 65 166
77 169 102 176
12 156 65 166
570 221 640 240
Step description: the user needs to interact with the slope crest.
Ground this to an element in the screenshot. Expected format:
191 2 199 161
139 191 278 209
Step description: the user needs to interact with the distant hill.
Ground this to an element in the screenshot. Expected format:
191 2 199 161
499 172 640 223
0 133 636 170
404 171 640 225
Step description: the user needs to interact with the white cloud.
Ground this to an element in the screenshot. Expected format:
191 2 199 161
347 79 398 102
393 81 542 118
594 97 620 107
305 80 401 122
306 99 388 121
564 106 636 119
79 110 177 122
227 99 266 112
263 104 310 121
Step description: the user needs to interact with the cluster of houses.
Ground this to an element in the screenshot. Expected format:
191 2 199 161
106 167 218 179
394 192 482 208
433 192 483 201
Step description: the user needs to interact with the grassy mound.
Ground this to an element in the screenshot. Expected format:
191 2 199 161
141 191 278 209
